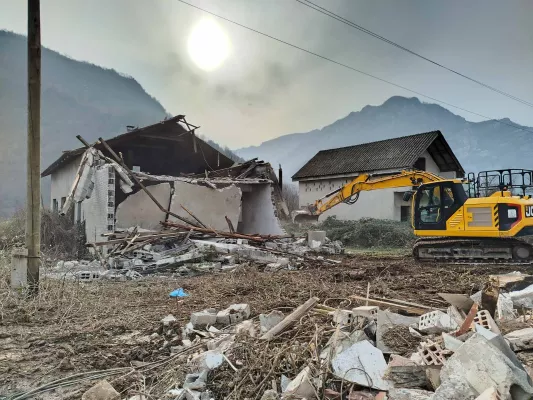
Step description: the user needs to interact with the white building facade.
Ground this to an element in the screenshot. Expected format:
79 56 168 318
292 131 464 222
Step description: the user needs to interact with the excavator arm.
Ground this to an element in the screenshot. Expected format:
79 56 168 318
294 170 444 222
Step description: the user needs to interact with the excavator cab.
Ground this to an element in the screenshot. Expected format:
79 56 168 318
412 181 468 231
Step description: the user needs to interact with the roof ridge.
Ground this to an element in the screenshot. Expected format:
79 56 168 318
316 131 440 154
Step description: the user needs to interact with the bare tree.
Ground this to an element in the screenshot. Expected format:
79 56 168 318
283 183 300 213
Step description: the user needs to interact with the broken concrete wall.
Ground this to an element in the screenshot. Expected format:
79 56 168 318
116 183 171 231
239 184 284 235
168 182 241 231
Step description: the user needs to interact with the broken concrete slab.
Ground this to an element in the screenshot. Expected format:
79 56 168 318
387 388 433 400
235 320 256 337
442 332 464 352
438 292 475 312
81 380 119 400
376 310 419 354
474 324 527 372
259 310 284 333
331 340 393 391
116 183 171 231
169 182 241 232
189 350 225 372
192 240 290 266
320 329 370 360
418 310 458 334
434 333 533 400
505 327 533 351
475 387 503 399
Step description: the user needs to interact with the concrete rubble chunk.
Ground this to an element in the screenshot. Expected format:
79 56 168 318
434 333 533 400
81 380 120 400
505 327 533 351
447 305 466 326
442 332 465 351
282 366 317 399
418 310 458 334
496 293 516 321
473 324 526 372
475 387 503 400
216 304 251 325
260 389 280 400
183 370 208 391
190 309 217 329
387 388 433 400
259 310 285 333
192 240 290 266
235 320 257 337
207 333 235 352
332 309 356 326
161 314 177 326
438 292 475 312
385 364 429 389
331 340 393 390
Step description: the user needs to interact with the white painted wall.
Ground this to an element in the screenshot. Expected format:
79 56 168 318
240 184 284 235
297 151 459 222
50 156 82 210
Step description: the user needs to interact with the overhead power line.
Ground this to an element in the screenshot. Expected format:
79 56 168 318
297 0 533 109
176 0 533 135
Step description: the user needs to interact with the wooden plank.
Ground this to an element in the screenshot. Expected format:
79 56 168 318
260 297 319 340
455 303 478 336
350 295 427 315
372 296 436 311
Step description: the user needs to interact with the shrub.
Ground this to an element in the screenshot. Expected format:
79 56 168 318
318 216 416 248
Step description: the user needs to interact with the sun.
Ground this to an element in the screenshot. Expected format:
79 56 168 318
187 18 230 71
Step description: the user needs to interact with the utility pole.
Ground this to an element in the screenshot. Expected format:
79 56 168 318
26 0 41 294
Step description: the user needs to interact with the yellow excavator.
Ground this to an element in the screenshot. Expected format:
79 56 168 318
294 169 533 263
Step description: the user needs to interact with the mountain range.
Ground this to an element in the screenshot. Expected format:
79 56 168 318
0 31 238 217
236 96 533 181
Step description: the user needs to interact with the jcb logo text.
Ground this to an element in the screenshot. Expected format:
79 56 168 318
526 205 533 218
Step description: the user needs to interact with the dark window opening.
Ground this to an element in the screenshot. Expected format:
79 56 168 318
60 197 66 209
52 199 58 213
76 201 82 222
414 157 426 171
401 206 411 222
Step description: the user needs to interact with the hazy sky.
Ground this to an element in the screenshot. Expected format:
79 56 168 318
1 0 533 148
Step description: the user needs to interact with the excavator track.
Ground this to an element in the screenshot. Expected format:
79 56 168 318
412 237 533 264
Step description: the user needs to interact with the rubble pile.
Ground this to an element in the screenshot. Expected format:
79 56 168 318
52 229 344 281
108 271 533 399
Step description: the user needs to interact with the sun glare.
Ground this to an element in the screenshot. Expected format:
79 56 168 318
187 18 230 71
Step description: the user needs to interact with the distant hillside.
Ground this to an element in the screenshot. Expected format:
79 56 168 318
0 31 239 217
237 96 533 180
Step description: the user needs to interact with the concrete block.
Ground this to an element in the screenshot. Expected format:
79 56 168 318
259 310 284 333
332 309 356 326
10 248 28 289
418 340 451 366
353 305 379 320
190 309 217 328
474 309 501 334
216 304 250 326
82 380 119 400
308 230 326 248
189 350 224 372
282 366 317 399
505 327 533 351
418 310 458 334
434 333 533 400
169 182 241 232
331 340 393 390
116 183 171 231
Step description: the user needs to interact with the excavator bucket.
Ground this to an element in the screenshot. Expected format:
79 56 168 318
291 210 320 224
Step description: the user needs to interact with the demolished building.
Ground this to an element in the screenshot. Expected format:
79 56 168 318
40 115 289 252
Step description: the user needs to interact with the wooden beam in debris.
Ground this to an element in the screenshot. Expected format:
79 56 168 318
350 295 430 315
260 297 319 340
161 220 268 242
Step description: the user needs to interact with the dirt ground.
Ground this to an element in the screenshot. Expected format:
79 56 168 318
2 254 533 399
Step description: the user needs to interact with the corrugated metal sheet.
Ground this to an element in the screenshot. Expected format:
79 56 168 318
292 131 461 180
